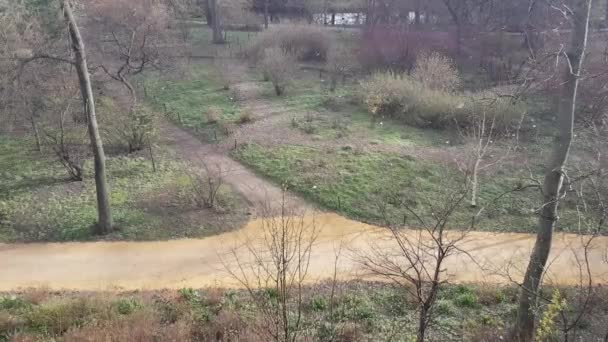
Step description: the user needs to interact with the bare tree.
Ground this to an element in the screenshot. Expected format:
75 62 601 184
90 0 175 152
514 0 594 340
359 180 471 342
224 193 318 342
62 0 114 234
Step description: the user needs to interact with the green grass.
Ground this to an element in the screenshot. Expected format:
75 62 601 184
233 143 586 233
0 136 246 242
144 62 242 142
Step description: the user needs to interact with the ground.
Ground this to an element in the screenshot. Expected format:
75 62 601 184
1 283 607 341
1 23 607 342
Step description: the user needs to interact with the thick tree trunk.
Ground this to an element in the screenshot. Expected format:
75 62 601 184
514 1 592 341
62 0 113 234
30 114 41 152
209 0 225 44
264 0 269 29
203 0 213 26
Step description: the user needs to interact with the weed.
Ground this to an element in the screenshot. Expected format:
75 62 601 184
114 297 142 315
25 298 99 335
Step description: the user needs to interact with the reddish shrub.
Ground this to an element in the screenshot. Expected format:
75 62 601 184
358 28 457 72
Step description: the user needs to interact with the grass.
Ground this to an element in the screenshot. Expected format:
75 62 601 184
0 135 247 243
233 143 587 233
2 283 605 341
144 62 244 142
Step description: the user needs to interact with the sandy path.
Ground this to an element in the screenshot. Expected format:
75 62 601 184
162 122 308 215
0 213 606 291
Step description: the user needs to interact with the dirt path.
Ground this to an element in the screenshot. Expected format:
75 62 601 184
1 213 606 291
161 122 309 215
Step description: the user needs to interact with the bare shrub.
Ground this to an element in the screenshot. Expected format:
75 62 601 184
238 110 253 124
62 310 192 342
224 195 318 342
99 100 159 153
42 101 89 181
188 163 224 209
358 28 457 72
247 25 332 63
360 72 525 130
214 59 241 91
412 51 461 92
206 106 222 124
260 48 296 96
326 45 357 92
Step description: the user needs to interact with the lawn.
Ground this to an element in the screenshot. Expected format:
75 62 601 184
144 62 249 142
233 143 587 233
0 135 247 242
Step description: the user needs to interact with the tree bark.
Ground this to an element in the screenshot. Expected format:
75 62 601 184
203 0 213 27
62 0 113 234
30 114 41 152
209 0 225 44
264 0 269 29
514 1 592 340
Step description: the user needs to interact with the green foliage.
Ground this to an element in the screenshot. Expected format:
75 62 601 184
310 296 329 312
535 289 567 342
435 299 457 316
25 299 97 335
113 298 142 315
454 292 480 309
335 294 375 321
0 297 30 312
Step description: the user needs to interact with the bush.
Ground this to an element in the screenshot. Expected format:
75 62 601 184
260 48 296 96
358 28 457 72
99 98 159 153
237 110 253 124
412 51 460 92
25 298 99 335
206 106 222 124
360 71 525 130
326 45 357 91
247 25 333 62
454 292 480 308
114 297 142 315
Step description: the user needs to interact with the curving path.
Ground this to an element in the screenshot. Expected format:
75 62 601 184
0 213 607 291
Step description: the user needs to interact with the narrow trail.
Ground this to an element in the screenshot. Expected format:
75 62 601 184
1 78 606 291
161 121 308 215
1 213 606 291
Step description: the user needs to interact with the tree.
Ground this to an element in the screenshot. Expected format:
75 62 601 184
514 0 593 340
61 0 113 234
209 0 225 43
89 0 175 152
359 179 471 342
224 193 318 342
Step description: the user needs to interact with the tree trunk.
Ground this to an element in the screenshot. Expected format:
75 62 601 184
331 12 335 25
471 157 481 207
209 0 224 44
62 0 113 235
264 0 269 29
203 0 213 27
514 1 592 340
30 114 41 152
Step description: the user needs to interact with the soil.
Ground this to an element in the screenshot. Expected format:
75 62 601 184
1 213 606 291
